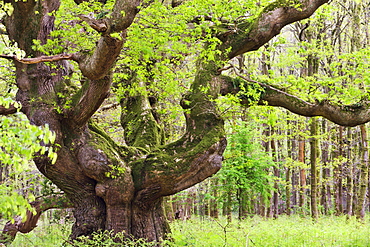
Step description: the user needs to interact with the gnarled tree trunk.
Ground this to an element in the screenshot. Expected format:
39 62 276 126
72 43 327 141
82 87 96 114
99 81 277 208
2 0 226 242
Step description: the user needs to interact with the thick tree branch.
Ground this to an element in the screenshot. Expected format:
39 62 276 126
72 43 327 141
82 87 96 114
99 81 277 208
0 54 76 64
68 0 144 124
74 36 123 80
120 95 163 150
0 104 17 115
223 71 370 127
219 0 329 59
110 0 142 33
78 14 108 33
69 76 111 127
0 195 72 245
72 0 143 77
260 87 370 127
70 0 142 79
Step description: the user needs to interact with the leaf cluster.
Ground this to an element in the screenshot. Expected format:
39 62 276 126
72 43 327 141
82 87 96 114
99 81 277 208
32 0 109 55
0 100 57 221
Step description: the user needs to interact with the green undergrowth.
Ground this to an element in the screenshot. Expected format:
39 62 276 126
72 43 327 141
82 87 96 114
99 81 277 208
171 215 370 246
7 217 71 247
8 215 370 246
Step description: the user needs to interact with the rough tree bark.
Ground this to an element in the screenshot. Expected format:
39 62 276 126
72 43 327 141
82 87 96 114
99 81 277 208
0 0 332 244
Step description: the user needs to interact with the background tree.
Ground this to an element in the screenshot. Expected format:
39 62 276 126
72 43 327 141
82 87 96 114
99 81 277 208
216 120 275 220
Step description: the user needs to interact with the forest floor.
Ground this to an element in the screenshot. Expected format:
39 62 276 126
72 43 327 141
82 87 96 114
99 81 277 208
8 215 370 246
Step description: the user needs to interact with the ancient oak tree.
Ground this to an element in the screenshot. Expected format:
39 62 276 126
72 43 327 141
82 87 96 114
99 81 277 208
3 0 366 244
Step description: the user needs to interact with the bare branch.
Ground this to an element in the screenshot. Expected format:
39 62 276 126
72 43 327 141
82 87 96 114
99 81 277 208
0 104 17 115
78 14 108 33
0 54 76 65
98 102 120 112
171 0 184 8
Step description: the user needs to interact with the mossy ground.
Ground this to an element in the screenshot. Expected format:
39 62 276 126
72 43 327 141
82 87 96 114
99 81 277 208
7 214 370 246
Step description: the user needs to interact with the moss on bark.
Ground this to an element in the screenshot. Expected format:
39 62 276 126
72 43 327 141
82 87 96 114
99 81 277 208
120 95 164 151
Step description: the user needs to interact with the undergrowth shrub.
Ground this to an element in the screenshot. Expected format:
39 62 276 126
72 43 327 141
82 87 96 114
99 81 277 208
69 230 161 246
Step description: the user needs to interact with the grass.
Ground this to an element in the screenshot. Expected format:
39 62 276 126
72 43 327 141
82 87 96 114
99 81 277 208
7 215 370 246
171 215 370 246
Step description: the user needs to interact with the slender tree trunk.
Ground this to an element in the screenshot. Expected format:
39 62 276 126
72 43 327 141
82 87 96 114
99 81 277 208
335 126 344 215
351 129 360 217
210 178 219 219
291 167 298 212
286 120 295 216
355 125 369 221
310 118 319 220
226 192 232 223
346 128 353 217
321 119 329 215
197 185 207 219
286 166 291 215
163 197 174 222
204 200 209 217
185 191 194 220
321 167 328 215
238 188 247 220
258 194 267 217
262 126 272 218
250 193 256 215
299 138 307 212
270 135 279 218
